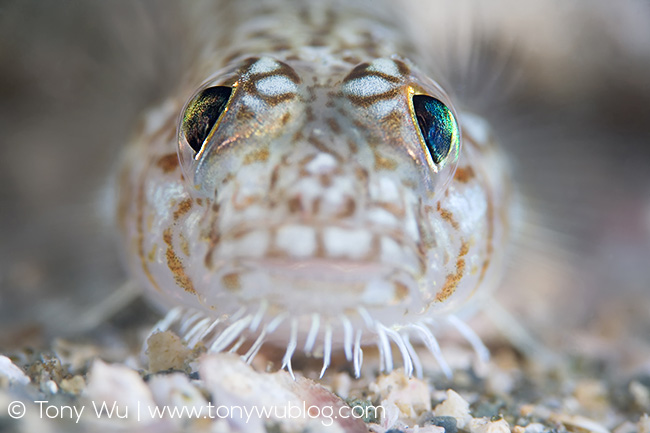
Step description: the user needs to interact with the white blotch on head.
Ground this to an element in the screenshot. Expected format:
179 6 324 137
370 176 400 203
380 236 403 265
239 203 266 222
241 93 265 110
236 230 270 257
152 182 185 217
322 188 345 207
276 225 316 258
323 227 371 259
369 99 399 118
366 207 399 227
403 204 420 241
368 58 400 78
293 177 324 211
342 75 393 97
255 75 297 97
330 175 355 197
217 240 236 258
249 57 280 75
305 153 338 175
446 183 487 233
361 278 394 305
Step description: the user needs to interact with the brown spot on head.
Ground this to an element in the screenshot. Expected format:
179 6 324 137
204 225 220 270
308 134 343 161
147 244 157 262
454 166 475 183
236 104 256 122
261 92 298 106
221 172 235 186
163 228 196 295
394 60 410 76
344 63 371 81
433 241 469 303
326 117 341 134
243 147 270 165
347 139 358 154
459 241 470 257
394 281 409 302
345 88 401 108
258 62 301 84
343 56 361 65
439 207 459 230
344 63 401 84
173 198 194 221
305 106 315 122
269 165 280 191
337 197 356 218
435 259 465 303
157 153 180 174
222 273 241 292
179 233 190 257
402 179 417 189
381 110 404 132
373 149 398 171
288 196 303 214
355 166 368 182
375 201 405 218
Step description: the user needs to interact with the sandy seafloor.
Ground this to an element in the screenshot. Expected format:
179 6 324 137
1 1 650 432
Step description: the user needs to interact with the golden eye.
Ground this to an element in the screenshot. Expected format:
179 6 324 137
181 86 233 156
412 95 459 166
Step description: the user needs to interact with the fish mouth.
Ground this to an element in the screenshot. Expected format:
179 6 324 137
210 222 425 282
244 258 402 284
198 221 428 312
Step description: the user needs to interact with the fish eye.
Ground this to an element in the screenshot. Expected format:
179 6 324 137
180 86 233 157
411 94 459 168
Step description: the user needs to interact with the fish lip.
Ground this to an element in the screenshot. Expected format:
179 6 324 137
211 220 425 279
241 257 402 282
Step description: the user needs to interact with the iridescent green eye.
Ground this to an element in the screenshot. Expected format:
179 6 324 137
182 86 232 155
412 95 459 166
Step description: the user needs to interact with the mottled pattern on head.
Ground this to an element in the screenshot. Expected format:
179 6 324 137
117 0 512 377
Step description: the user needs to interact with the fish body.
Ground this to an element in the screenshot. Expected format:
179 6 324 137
116 0 512 376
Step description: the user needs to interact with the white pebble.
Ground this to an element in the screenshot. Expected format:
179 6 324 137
433 389 472 429
0 355 30 385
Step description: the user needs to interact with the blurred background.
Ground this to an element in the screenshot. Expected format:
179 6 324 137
0 0 649 371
